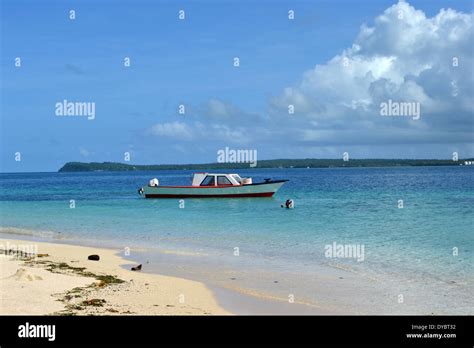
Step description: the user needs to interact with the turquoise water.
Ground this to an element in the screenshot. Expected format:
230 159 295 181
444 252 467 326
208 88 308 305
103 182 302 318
1 167 473 312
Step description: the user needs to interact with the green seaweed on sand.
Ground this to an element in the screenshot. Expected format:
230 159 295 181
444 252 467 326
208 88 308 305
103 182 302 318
35 260 125 285
66 304 84 311
95 274 125 285
81 299 106 307
24 258 125 315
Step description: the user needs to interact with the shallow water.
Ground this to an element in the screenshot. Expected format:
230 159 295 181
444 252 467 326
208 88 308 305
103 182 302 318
1 166 473 313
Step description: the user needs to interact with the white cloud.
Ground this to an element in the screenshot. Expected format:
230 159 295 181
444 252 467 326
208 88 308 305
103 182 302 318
207 99 229 118
146 1 473 159
146 99 258 145
146 120 251 144
272 1 473 146
147 121 194 140
79 147 89 157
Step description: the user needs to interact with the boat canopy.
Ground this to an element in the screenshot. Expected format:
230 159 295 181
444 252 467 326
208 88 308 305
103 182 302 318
191 173 246 186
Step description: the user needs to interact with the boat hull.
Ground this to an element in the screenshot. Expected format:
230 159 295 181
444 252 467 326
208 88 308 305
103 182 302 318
142 180 287 198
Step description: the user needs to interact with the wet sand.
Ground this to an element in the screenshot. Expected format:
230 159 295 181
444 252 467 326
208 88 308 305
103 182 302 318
0 238 229 315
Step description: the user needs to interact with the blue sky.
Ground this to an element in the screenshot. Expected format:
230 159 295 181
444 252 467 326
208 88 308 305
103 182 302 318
1 0 473 172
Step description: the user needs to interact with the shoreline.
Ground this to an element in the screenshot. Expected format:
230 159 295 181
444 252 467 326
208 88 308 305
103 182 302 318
0 238 230 315
0 233 330 315
0 229 347 314
1 230 473 315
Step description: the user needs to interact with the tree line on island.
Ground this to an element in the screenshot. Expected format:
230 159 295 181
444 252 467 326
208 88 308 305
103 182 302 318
58 158 474 172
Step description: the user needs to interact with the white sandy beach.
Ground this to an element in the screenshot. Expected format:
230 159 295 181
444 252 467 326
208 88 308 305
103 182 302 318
1 236 472 316
0 238 230 315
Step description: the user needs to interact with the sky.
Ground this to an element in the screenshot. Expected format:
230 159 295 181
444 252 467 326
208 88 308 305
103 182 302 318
1 0 473 172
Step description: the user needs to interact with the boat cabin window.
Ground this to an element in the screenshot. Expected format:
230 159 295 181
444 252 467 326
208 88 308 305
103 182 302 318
217 176 232 186
200 175 216 186
231 174 242 184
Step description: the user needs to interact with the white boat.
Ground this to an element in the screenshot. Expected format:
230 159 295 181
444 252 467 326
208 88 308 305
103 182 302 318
138 173 288 198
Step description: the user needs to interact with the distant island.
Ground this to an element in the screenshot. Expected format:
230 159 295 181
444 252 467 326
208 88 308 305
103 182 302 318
58 159 474 172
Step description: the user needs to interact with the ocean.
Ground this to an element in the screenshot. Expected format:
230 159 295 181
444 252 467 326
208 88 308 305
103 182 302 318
1 166 473 314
